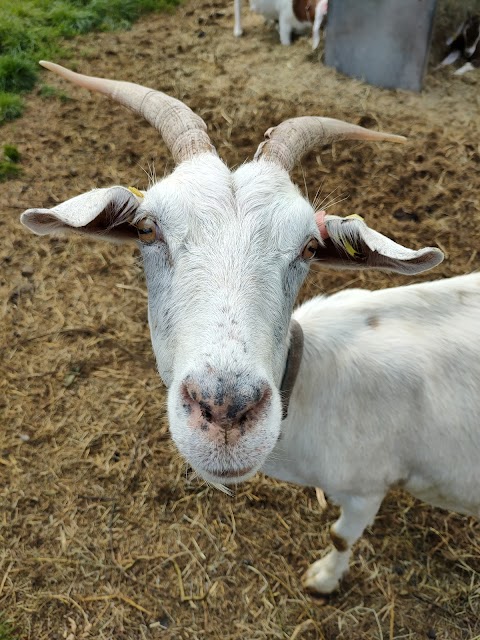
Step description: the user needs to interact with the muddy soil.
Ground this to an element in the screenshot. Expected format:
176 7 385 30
1 1 479 638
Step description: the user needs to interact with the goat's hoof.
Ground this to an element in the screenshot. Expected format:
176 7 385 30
233 28 243 37
302 558 342 594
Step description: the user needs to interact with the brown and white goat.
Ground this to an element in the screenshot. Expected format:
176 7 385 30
234 0 327 48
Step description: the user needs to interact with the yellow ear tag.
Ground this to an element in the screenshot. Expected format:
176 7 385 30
343 215 363 257
127 186 144 199
343 239 361 258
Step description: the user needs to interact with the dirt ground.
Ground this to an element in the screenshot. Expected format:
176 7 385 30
1 1 480 638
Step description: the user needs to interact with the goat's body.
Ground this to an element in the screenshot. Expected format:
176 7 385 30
440 14 480 75
249 0 311 44
262 274 480 593
234 0 326 46
262 273 480 592
264 272 480 517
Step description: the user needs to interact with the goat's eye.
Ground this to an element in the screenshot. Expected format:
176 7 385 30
135 216 159 244
301 237 320 260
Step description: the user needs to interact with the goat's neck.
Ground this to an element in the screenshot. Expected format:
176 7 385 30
261 312 341 488
284 314 335 414
279 319 304 420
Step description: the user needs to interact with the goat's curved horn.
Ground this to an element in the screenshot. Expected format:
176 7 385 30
254 116 406 172
39 61 216 164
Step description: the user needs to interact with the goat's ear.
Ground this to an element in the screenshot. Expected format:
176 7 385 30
314 212 444 275
21 186 144 243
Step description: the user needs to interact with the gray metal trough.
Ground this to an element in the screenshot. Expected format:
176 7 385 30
324 0 438 91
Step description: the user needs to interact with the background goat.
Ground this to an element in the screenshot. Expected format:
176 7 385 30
21 62 480 596
440 14 480 74
234 0 327 48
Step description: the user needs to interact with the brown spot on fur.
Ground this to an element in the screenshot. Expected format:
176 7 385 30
457 289 475 303
293 0 317 23
367 315 380 329
330 527 349 552
390 478 407 490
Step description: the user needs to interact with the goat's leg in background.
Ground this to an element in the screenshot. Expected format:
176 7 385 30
234 0 243 36
278 10 293 44
311 0 327 49
302 494 384 594
439 50 461 66
455 62 476 75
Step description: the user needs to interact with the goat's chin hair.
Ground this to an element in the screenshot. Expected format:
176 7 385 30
172 429 277 482
168 412 281 484
197 466 260 486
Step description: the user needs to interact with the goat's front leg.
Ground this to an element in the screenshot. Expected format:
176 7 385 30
454 62 476 75
233 0 243 36
311 1 326 49
302 494 383 594
278 12 292 45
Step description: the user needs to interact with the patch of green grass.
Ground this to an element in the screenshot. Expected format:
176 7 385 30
4 145 20 163
0 93 23 123
0 55 38 93
0 616 18 640
0 144 21 181
0 0 180 125
38 83 71 102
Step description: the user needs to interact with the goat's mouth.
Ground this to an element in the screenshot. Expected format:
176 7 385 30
214 466 254 479
169 375 283 486
201 464 257 485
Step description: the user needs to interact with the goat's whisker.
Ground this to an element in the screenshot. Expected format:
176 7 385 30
323 193 349 211
313 185 339 211
311 178 327 210
301 164 309 201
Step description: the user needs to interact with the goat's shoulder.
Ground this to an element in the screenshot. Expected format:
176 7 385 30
294 272 480 345
249 0 284 17
298 272 480 316
393 272 480 316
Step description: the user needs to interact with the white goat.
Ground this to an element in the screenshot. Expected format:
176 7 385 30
234 0 327 48
22 62 479 596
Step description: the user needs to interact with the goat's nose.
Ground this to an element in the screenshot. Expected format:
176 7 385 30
181 377 272 439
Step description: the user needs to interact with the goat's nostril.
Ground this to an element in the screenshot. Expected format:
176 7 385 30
199 401 213 422
181 381 203 405
238 411 249 435
181 376 272 435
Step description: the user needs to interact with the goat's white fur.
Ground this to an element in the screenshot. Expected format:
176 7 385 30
263 273 480 592
22 63 480 595
234 0 327 48
23 151 478 593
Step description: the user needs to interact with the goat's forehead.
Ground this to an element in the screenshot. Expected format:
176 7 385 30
233 161 310 214
143 156 313 234
144 154 231 211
